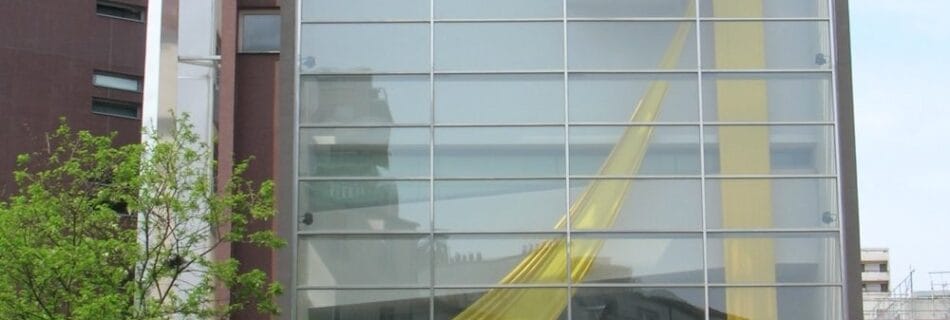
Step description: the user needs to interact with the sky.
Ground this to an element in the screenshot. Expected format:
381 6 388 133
851 0 950 290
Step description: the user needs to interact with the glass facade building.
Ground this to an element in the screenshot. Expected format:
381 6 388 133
289 0 852 319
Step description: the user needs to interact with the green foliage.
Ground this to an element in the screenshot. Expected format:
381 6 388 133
0 115 284 320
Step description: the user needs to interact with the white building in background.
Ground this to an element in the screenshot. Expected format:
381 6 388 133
862 248 950 320
862 248 892 318
862 248 891 293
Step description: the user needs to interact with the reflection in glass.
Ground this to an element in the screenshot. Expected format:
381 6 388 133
301 0 429 20
300 23 429 73
435 288 569 320
297 290 430 320
435 235 567 285
298 235 431 286
293 5 847 319
300 128 429 177
435 74 564 124
701 21 831 70
299 181 429 232
435 180 565 232
436 0 561 19
570 126 700 176
240 14 280 52
699 0 828 18
569 22 697 70
301 75 430 124
568 0 695 18
707 232 841 284
572 287 705 320
573 234 703 284
570 179 701 230
706 178 839 229
435 127 565 178
569 73 698 123
708 287 841 320
704 125 835 175
435 22 563 71
702 72 833 122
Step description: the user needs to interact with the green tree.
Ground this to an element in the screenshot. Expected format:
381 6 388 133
0 116 284 319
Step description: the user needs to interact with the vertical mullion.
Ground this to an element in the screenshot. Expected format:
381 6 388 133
826 0 849 318
291 0 303 318
695 1 710 319
562 0 573 319
429 1 437 319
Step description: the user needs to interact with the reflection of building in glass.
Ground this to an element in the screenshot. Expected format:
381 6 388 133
298 76 429 288
284 1 860 320
301 75 408 230
5 0 859 318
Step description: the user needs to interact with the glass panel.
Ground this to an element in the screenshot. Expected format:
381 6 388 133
91 99 138 119
708 287 842 320
703 125 836 175
707 232 841 284
93 73 140 91
300 23 429 73
301 0 429 20
299 181 429 232
435 180 566 232
435 127 565 178
96 1 143 21
297 290 430 320
573 233 704 284
298 235 431 286
435 288 569 319
435 74 564 124
705 178 839 229
241 14 280 52
299 128 429 177
572 287 705 319
435 235 567 285
570 126 700 176
701 21 831 70
569 0 694 18
435 22 563 71
570 179 702 230
568 22 697 70
569 73 698 123
436 0 561 19
301 75 430 125
700 0 828 18
702 72 833 122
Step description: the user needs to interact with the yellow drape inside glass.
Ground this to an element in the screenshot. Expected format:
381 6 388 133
452 5 695 319
712 0 778 319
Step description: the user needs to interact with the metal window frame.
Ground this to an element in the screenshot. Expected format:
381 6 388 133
239 10 282 54
287 0 854 319
93 70 143 92
91 97 140 119
95 0 145 23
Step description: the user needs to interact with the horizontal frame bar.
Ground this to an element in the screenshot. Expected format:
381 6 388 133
300 17 830 24
295 283 843 290
298 122 835 128
296 174 838 181
299 69 834 76
295 229 839 236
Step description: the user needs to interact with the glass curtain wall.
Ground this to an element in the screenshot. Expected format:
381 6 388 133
294 0 843 319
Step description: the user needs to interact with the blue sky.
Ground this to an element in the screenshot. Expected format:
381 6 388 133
851 0 950 289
